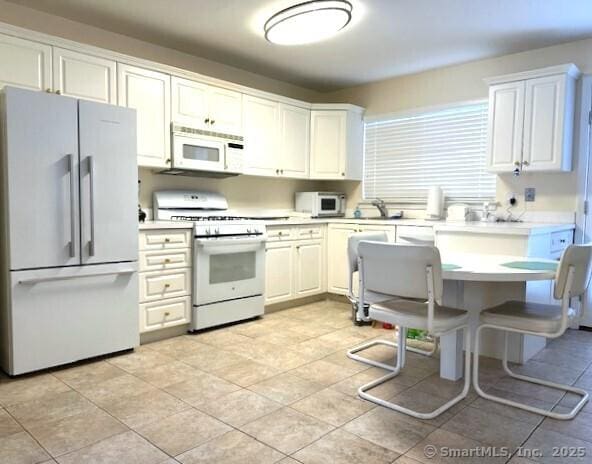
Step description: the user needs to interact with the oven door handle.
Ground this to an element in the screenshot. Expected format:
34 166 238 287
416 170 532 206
195 236 267 248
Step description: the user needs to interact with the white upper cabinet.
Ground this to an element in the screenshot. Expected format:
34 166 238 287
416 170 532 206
0 34 51 92
171 77 208 127
278 103 310 178
207 86 242 134
53 48 116 103
118 64 171 168
487 81 525 172
243 94 279 177
522 75 571 171
486 64 579 173
310 106 364 180
171 76 242 134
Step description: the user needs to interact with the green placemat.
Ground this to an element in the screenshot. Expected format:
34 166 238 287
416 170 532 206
442 264 462 271
502 261 558 271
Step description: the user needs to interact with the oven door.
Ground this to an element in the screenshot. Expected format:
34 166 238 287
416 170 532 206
194 236 265 305
172 134 226 172
317 194 341 216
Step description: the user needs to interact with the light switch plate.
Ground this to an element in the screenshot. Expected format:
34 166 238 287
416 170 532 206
525 187 536 202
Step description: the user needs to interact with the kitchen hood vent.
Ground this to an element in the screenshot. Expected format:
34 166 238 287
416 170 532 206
158 168 240 179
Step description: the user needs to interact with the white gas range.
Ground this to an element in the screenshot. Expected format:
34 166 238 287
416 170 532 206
153 190 268 331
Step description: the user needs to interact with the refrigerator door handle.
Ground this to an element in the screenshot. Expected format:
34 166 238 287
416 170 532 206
67 154 76 258
88 155 96 256
18 268 136 285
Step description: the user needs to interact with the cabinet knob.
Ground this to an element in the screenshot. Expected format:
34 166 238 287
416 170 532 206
341 172 345 176
164 311 170 316
165 158 171 164
522 160 529 167
55 90 61 95
514 161 521 167
276 169 280 175
278 231 283 236
280 169 284 174
164 283 171 288
164 238 171 243
204 118 210 124
210 120 215 125
164 258 171 263
45 88 52 93
309 229 313 234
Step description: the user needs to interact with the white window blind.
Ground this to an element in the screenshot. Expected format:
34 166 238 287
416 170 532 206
363 101 495 203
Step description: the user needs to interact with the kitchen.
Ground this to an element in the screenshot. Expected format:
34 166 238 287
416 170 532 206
1 1 592 463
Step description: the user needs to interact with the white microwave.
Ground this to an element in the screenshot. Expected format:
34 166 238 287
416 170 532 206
295 192 346 217
164 124 244 177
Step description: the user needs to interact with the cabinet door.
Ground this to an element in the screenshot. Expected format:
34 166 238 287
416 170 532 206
4 87 80 269
310 110 346 179
279 104 310 178
243 95 278 177
78 100 138 264
327 225 359 294
117 64 171 168
295 240 324 297
171 76 209 128
486 82 525 173
522 75 568 171
0 34 51 91
53 48 116 103
265 241 294 304
208 86 242 134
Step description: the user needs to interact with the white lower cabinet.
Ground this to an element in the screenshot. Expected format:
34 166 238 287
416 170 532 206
265 241 294 304
139 229 192 333
327 223 397 295
265 225 326 305
295 240 324 297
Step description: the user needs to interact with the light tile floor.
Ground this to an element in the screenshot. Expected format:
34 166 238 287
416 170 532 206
0 300 591 464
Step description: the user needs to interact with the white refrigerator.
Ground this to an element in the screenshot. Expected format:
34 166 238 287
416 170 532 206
0 87 139 375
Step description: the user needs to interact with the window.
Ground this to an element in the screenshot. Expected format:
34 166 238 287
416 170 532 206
363 101 495 203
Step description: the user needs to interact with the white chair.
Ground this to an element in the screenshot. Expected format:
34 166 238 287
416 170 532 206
347 241 470 419
347 232 438 371
473 244 592 420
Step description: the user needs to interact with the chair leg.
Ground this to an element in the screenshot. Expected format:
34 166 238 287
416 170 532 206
473 325 589 420
356 326 471 420
347 328 438 372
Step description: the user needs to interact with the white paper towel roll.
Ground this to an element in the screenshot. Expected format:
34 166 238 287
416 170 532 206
426 186 444 219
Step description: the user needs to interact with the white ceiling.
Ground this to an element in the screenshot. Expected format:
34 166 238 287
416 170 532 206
8 0 592 91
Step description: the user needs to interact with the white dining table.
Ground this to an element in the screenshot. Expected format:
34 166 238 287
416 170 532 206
438 252 558 381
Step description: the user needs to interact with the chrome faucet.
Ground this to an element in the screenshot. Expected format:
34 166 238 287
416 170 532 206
371 198 389 218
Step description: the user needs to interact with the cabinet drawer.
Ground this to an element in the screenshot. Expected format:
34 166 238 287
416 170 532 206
550 230 573 254
140 296 191 333
297 225 323 239
267 227 294 242
139 268 191 302
139 249 191 271
139 230 191 251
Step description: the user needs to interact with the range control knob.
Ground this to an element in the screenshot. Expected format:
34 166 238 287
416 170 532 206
205 228 211 236
214 227 220 235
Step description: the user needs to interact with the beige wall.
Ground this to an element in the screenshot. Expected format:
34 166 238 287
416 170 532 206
139 169 325 212
0 0 320 102
325 38 592 213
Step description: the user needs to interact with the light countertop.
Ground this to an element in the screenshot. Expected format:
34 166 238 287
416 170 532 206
139 217 575 236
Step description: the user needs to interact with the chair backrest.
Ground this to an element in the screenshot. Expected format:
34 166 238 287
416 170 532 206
348 231 389 275
554 244 592 300
357 241 443 305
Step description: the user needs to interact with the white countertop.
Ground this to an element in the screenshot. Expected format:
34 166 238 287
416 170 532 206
138 217 574 236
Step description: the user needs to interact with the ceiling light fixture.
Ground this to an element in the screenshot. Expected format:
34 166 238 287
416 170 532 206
264 0 353 46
